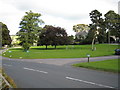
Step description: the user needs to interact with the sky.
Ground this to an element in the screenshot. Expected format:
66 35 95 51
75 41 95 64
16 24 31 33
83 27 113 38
0 0 119 36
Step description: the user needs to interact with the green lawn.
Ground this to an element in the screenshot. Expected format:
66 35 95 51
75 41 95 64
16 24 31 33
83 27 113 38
0 48 4 50
2 44 118 59
73 59 119 73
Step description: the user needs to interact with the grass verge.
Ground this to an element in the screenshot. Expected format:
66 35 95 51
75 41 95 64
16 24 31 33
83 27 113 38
0 68 17 88
73 59 119 73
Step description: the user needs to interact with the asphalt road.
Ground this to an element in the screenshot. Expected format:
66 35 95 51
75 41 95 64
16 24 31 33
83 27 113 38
2 58 119 89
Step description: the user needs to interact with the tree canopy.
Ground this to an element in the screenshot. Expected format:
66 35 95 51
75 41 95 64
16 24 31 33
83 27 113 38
17 10 44 51
104 10 120 43
84 9 120 50
37 25 69 49
73 24 89 32
0 22 12 46
87 10 104 50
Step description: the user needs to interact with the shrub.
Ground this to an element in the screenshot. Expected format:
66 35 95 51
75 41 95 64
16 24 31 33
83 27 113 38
22 43 31 51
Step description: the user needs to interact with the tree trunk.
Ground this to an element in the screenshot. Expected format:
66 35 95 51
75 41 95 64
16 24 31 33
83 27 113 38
45 45 47 49
55 45 56 49
92 38 95 51
108 31 110 44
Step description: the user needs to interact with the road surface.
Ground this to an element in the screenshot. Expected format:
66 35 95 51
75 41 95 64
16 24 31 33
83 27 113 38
2 56 119 89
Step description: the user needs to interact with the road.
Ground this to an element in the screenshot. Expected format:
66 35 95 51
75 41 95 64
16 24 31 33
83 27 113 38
2 56 119 89
2 55 119 66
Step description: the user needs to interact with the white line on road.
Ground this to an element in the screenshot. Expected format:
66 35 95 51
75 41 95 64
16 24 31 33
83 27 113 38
66 77 115 88
23 67 48 74
3 64 12 67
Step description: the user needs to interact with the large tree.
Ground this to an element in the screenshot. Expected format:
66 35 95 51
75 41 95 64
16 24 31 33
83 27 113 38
88 10 104 50
97 20 107 43
73 24 89 32
104 10 120 43
17 10 44 51
0 22 12 46
38 25 69 49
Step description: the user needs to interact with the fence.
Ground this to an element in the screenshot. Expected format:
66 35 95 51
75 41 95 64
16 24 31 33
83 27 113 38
0 74 12 89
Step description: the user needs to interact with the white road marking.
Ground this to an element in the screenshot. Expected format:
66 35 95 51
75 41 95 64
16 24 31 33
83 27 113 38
3 64 12 67
66 77 115 88
38 62 42 63
23 67 48 74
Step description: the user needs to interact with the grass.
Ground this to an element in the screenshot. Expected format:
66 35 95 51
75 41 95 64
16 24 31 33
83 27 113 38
2 44 118 59
0 68 17 88
73 59 119 73
0 48 4 50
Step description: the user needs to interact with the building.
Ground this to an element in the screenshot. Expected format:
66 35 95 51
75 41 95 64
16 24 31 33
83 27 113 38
73 24 90 40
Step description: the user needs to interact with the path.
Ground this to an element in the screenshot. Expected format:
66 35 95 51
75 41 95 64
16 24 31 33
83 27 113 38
1 55 119 66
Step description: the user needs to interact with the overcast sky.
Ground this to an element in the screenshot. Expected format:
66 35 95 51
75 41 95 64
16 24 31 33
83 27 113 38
0 0 119 35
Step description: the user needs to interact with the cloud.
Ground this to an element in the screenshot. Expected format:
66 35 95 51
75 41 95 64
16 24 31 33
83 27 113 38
0 0 119 35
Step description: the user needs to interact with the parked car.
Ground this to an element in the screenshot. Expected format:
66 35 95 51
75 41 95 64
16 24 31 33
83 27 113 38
115 49 120 55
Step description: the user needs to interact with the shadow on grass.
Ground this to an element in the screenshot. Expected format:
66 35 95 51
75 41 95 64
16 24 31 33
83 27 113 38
31 47 66 50
31 45 86 50
10 45 92 51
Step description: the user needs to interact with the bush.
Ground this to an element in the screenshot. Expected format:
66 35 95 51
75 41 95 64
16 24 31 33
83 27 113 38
79 39 92 45
22 43 31 51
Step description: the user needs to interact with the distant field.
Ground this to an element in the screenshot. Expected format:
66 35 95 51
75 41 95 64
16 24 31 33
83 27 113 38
73 59 119 73
2 44 118 59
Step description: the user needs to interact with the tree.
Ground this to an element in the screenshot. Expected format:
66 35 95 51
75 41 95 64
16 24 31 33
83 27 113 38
97 20 107 43
0 22 12 46
89 10 104 50
67 35 74 45
17 10 44 51
38 25 69 49
73 24 89 32
104 10 120 43
114 14 120 42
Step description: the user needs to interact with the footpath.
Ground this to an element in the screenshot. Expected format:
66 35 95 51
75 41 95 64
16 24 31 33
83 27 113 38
1 55 119 66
